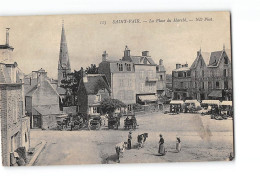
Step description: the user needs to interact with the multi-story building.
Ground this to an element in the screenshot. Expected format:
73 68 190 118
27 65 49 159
25 68 62 130
98 51 136 111
122 46 158 105
172 46 232 101
0 29 30 166
156 59 166 97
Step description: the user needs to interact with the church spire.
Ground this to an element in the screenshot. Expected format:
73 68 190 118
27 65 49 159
58 21 71 86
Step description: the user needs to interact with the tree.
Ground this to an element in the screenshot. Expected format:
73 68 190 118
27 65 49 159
100 98 126 115
86 64 98 74
60 68 82 106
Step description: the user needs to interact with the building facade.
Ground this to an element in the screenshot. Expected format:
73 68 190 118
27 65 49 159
0 29 30 166
77 74 111 115
122 46 158 105
172 47 232 101
156 59 167 97
98 51 136 111
25 69 62 130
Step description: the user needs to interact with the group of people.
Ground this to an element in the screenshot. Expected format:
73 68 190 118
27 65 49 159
158 134 182 155
126 132 181 156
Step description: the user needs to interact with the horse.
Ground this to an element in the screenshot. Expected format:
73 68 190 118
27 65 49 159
137 133 148 149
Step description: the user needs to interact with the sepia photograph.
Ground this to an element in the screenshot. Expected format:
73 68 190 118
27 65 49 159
0 11 233 166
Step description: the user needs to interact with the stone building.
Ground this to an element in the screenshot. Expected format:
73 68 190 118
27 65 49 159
25 68 62 129
172 46 232 101
98 50 136 112
77 74 111 116
122 46 158 105
0 29 30 166
156 59 166 97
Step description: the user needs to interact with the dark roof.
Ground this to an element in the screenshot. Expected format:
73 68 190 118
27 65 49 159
0 45 14 50
209 51 223 66
82 74 111 95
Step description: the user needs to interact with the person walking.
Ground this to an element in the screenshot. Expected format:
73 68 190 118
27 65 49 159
128 131 132 149
176 137 181 152
158 134 166 155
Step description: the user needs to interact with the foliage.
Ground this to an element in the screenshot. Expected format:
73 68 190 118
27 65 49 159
85 64 98 74
100 98 126 115
60 68 83 106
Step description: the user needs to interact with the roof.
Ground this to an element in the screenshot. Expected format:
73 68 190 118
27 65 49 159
124 55 156 65
202 100 220 105
82 74 111 95
208 90 222 98
170 100 184 104
25 85 37 96
173 66 190 72
220 101 232 106
209 51 223 66
33 105 61 115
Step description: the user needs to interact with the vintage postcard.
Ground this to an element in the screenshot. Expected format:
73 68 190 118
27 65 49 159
0 11 233 166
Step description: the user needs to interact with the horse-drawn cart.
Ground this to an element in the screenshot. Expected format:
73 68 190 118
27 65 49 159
124 114 137 130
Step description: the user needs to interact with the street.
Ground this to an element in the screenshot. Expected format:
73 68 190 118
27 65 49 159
31 112 234 166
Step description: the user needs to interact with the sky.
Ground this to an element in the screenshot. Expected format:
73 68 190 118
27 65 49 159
0 12 231 79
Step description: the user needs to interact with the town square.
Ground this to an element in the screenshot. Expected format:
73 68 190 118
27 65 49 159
0 12 233 166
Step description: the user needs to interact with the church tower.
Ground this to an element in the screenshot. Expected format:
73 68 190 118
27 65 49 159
58 21 71 86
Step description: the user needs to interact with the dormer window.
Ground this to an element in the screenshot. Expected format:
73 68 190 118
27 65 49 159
126 64 131 71
119 64 123 71
224 57 229 64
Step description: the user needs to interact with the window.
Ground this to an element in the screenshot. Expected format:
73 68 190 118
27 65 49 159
208 81 212 89
216 81 220 89
93 107 97 113
127 64 131 71
140 83 144 92
128 79 132 87
149 83 153 91
25 133 28 143
224 57 229 64
139 71 144 79
148 70 153 78
180 82 184 88
119 64 123 71
187 71 191 77
119 79 124 87
160 75 163 80
202 70 204 77
63 72 66 78
96 95 101 102
128 105 132 112
224 81 228 89
223 69 228 77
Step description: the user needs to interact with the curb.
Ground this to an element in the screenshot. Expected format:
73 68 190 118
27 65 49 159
27 140 47 166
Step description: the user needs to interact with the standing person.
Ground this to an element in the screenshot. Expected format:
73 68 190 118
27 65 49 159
128 131 132 149
158 134 165 155
176 137 181 152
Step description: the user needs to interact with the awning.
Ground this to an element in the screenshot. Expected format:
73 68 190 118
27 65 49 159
139 95 158 102
221 101 232 106
184 100 200 107
208 90 222 98
170 100 184 104
202 100 220 105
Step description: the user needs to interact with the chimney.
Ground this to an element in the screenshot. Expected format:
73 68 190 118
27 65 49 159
37 68 47 85
159 59 163 65
176 64 181 69
142 51 149 56
6 28 10 46
102 51 108 61
185 63 188 67
124 45 130 58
